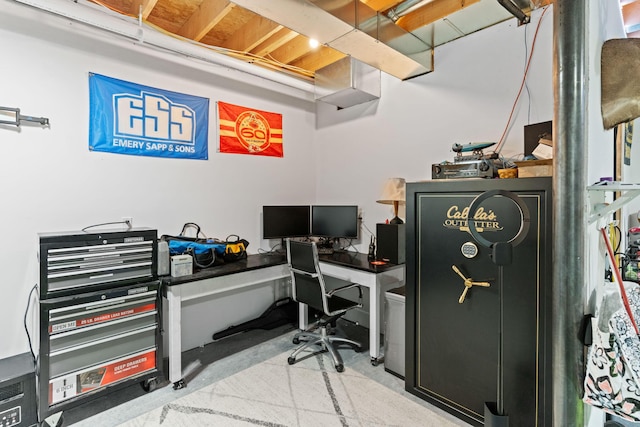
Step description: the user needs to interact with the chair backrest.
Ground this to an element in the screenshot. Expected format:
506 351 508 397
286 239 328 314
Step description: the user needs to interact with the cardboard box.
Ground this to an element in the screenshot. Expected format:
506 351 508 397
532 143 553 160
514 159 553 177
171 254 193 277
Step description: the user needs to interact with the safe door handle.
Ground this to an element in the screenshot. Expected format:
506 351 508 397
451 265 491 304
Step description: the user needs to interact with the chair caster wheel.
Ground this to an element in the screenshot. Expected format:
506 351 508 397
293 337 300 344
336 364 344 372
141 378 157 392
371 358 379 366
287 357 296 365
355 345 363 353
173 379 186 390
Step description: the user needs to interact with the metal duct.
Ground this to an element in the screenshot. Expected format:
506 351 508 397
230 0 434 80
385 0 430 22
496 0 530 24
315 56 381 108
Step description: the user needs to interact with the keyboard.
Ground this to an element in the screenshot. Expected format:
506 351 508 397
317 247 334 255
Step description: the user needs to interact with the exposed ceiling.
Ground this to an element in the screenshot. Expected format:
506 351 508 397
87 0 554 82
622 0 640 37
85 0 637 83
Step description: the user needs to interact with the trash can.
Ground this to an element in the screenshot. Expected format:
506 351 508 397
384 286 405 378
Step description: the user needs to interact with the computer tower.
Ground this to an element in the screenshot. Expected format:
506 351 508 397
0 353 37 427
376 224 405 264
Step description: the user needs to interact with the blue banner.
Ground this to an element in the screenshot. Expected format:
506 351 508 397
89 73 209 160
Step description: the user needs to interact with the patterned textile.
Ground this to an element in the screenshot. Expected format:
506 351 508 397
218 101 283 157
583 285 640 421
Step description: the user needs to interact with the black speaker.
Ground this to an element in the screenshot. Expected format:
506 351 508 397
0 353 37 426
376 224 405 264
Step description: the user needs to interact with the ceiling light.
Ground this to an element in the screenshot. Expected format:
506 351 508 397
309 38 319 49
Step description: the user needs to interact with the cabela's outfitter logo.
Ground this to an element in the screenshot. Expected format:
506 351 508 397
235 111 271 153
443 205 503 233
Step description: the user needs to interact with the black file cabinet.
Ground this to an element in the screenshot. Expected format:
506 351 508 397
405 177 552 426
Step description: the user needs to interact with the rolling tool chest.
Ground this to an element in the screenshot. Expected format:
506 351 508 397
36 229 162 421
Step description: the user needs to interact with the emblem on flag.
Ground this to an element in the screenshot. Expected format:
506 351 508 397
218 101 283 157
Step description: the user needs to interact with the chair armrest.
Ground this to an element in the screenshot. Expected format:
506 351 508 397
290 267 318 278
327 283 363 302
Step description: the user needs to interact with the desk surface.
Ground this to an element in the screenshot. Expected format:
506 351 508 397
162 252 287 286
162 250 403 287
318 251 404 273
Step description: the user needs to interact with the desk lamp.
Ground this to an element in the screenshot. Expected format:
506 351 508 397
377 177 406 225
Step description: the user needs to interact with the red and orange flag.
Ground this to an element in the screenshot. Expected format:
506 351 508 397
218 101 283 157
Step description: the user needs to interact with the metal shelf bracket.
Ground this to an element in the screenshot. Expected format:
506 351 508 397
0 106 49 127
587 182 640 223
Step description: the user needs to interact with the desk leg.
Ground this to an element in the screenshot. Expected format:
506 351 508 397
166 287 186 389
369 284 381 365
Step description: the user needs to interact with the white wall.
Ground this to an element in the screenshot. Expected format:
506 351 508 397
1 1 558 360
585 1 626 426
1 2 628 399
624 127 640 227
585 0 627 298
0 1 317 359
315 7 554 251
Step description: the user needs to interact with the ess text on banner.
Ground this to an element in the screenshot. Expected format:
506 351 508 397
89 73 209 160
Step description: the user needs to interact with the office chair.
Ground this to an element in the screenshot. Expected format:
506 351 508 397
286 239 363 372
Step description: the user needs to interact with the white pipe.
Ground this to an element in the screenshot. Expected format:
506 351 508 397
6 0 316 101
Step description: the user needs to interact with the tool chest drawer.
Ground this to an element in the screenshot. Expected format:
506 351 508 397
37 281 162 420
38 228 157 299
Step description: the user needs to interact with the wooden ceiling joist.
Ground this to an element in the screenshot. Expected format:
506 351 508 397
269 35 316 65
250 28 299 58
177 0 235 42
223 15 282 52
361 0 405 11
130 0 159 19
623 0 640 30
291 47 347 74
395 0 480 32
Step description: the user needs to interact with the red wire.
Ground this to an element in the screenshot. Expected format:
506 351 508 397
494 6 550 154
601 227 640 336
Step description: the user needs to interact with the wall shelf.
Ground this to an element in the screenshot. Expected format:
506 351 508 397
587 182 640 223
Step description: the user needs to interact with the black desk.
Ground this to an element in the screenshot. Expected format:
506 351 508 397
318 250 403 274
314 251 405 365
162 251 405 388
162 253 289 388
162 253 287 286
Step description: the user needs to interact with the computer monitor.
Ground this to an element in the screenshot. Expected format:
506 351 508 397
262 205 311 239
311 205 358 239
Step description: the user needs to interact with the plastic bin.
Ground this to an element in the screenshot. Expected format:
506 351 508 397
384 286 405 378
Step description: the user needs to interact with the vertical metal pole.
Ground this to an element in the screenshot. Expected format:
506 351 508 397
553 0 587 425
